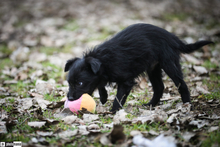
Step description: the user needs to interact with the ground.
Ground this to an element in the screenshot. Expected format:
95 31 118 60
0 0 220 147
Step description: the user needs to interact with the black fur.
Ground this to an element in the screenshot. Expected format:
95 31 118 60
65 23 213 113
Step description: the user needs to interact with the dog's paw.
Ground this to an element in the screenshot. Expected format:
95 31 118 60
142 101 157 107
110 108 117 114
100 97 107 104
110 106 121 114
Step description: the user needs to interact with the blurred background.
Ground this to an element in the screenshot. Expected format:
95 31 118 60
0 0 220 83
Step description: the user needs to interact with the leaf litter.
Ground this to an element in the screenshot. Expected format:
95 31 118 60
0 0 220 146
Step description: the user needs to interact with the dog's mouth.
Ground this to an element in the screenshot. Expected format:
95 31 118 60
68 96 75 101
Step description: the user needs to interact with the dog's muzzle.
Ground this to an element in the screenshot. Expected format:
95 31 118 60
68 97 74 101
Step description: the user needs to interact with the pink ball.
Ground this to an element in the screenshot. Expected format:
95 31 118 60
64 94 96 114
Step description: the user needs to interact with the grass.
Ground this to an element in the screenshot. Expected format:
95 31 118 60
124 122 165 136
203 60 219 69
0 58 14 71
201 131 220 147
63 19 79 31
41 61 64 81
201 73 220 100
160 12 189 22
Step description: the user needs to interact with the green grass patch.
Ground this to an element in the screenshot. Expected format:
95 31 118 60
202 131 220 147
63 19 79 31
160 12 189 22
44 93 63 102
38 46 61 55
9 80 35 98
0 44 13 55
124 122 164 136
37 45 73 56
100 115 113 124
203 60 219 69
1 133 31 142
0 58 14 71
41 61 63 82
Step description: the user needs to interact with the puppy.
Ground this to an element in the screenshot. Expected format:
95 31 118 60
64 23 213 113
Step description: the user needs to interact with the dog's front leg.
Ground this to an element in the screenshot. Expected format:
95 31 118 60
111 80 135 113
98 86 108 104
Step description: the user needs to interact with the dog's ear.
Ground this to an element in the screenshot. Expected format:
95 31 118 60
64 58 79 72
86 57 102 74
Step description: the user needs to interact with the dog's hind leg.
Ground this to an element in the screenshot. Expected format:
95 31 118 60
98 86 108 104
111 80 135 113
162 62 191 103
143 64 164 107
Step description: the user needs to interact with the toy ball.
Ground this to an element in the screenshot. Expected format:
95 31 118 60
64 94 96 114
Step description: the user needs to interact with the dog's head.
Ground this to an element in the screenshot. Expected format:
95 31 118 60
64 57 102 101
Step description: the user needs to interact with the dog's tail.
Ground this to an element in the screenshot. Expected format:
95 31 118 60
180 40 214 54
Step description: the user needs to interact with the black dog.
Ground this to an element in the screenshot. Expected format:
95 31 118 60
65 23 213 113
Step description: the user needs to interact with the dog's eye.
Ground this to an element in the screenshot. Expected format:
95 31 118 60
77 82 83 86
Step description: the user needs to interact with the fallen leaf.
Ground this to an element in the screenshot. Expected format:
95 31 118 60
28 121 46 128
133 134 176 147
148 130 159 136
0 121 7 134
193 66 208 75
36 131 53 137
35 79 55 94
78 125 90 135
130 130 142 137
34 97 51 110
87 124 100 132
10 46 30 63
196 86 210 94
57 129 78 139
54 108 74 119
99 133 112 146
208 126 219 132
182 54 201 65
113 109 132 124
189 120 209 129
167 114 179 124
103 122 114 130
182 132 196 142
18 98 33 110
83 114 99 123
62 115 77 125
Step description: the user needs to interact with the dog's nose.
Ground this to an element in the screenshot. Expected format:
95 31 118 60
68 97 74 101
